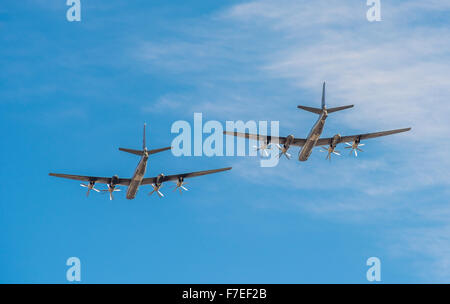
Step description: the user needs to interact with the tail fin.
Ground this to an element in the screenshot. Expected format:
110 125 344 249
297 82 354 114
119 123 171 156
321 82 326 110
143 123 146 150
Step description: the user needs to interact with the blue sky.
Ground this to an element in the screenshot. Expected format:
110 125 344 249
1 0 450 283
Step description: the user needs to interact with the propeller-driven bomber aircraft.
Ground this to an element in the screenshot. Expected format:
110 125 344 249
49 124 231 200
224 82 411 161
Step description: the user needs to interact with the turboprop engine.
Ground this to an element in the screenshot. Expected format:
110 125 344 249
149 174 165 197
320 134 341 160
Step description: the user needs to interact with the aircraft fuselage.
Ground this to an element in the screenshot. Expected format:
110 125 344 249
298 110 328 161
126 152 149 199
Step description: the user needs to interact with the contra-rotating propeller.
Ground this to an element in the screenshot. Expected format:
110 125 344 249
149 183 164 197
276 144 291 159
253 142 271 157
173 177 188 194
149 174 165 198
101 184 121 200
276 135 294 159
80 181 100 197
345 140 365 157
319 146 341 160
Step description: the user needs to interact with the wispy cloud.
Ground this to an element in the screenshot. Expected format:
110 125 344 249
133 0 450 281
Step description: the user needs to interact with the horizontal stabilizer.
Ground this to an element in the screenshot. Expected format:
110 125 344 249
326 105 354 113
148 146 172 155
119 146 172 156
119 148 144 155
297 105 323 114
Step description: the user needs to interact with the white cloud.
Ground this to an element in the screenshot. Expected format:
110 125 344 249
134 0 450 281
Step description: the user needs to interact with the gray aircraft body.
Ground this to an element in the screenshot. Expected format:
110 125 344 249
224 82 411 161
50 124 231 200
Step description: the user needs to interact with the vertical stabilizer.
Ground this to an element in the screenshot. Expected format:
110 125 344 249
321 82 326 110
143 123 147 150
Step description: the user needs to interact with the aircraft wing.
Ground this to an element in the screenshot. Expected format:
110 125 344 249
49 173 131 185
141 167 232 185
315 128 412 146
223 131 306 146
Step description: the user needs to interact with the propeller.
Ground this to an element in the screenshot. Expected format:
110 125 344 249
345 141 365 157
253 143 271 157
173 178 188 194
320 146 341 161
80 182 100 197
276 144 291 159
101 184 121 200
149 183 164 198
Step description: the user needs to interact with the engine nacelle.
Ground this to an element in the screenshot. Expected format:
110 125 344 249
111 175 119 186
284 134 294 149
156 173 165 186
330 134 341 148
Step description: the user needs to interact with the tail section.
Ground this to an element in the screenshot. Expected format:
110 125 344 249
119 123 171 156
297 82 354 114
296 105 322 114
119 146 171 156
143 123 146 150
119 147 146 156
321 82 326 110
326 104 354 113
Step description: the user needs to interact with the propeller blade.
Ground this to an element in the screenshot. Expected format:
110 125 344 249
109 192 113 201
150 183 164 197
346 141 365 157
253 145 270 157
92 188 100 193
